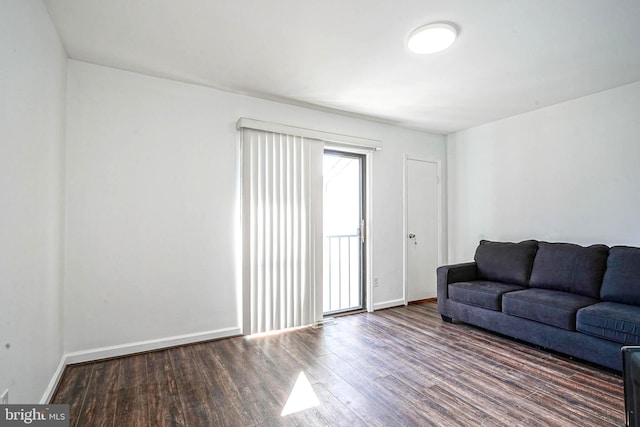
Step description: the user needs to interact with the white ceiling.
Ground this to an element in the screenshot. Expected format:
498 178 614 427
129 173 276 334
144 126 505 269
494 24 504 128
44 0 640 134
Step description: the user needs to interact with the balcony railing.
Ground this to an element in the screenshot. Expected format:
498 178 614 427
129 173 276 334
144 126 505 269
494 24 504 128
323 233 362 315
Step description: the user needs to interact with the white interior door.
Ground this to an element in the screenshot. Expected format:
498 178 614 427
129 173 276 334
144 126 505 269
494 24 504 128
406 158 439 302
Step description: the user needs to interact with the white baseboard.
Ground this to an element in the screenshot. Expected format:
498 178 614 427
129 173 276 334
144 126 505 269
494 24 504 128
372 298 405 311
40 356 67 404
42 326 241 403
64 326 242 365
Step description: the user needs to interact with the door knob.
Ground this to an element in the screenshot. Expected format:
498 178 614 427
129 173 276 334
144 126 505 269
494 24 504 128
409 233 416 239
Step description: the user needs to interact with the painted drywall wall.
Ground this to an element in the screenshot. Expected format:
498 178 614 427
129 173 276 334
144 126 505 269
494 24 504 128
0 0 67 403
448 81 640 262
65 60 446 353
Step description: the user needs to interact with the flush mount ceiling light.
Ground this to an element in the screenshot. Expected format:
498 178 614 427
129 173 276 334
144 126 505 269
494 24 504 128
408 22 458 54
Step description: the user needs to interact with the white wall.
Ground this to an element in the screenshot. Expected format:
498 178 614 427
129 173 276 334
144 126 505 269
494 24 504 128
0 0 67 403
65 61 446 353
448 81 640 262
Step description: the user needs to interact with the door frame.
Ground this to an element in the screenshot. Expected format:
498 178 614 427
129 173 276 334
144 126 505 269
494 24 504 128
403 155 443 305
325 144 374 313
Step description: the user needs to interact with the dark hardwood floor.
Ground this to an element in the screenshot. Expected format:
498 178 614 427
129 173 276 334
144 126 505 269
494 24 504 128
52 302 625 426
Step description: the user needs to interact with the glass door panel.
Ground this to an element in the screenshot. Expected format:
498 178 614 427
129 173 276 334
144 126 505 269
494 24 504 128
323 151 365 315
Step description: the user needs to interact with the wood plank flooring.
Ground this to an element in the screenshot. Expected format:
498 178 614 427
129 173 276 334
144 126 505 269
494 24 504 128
51 302 625 426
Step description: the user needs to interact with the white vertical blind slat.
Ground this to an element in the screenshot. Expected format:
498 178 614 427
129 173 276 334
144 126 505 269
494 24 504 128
242 128 323 334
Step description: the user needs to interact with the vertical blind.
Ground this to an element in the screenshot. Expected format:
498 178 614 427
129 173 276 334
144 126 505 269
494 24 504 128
241 128 323 334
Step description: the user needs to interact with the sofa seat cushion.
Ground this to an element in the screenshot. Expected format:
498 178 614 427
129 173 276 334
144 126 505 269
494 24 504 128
449 281 526 311
600 246 640 305
577 302 640 345
502 288 599 330
529 242 609 299
474 240 538 287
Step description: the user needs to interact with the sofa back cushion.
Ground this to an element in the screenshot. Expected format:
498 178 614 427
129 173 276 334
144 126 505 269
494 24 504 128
474 240 538 286
529 242 609 298
600 246 640 305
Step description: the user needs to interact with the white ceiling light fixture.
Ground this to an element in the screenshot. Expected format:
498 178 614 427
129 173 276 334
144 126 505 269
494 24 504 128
408 22 458 54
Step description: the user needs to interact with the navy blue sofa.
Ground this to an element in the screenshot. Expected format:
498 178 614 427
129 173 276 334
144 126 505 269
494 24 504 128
437 240 640 371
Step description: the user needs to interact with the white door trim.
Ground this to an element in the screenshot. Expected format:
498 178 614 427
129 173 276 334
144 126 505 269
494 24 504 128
364 150 374 312
403 155 443 305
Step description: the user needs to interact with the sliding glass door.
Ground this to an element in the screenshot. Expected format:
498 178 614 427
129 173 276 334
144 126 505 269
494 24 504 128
323 150 365 315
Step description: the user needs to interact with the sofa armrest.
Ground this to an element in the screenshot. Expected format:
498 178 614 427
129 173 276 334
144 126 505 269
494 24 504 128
437 262 478 301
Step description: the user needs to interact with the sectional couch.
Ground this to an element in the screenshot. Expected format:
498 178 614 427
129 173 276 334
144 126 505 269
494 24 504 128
437 240 640 371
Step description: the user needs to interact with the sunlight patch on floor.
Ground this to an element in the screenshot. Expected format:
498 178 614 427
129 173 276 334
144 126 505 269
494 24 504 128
281 371 320 416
